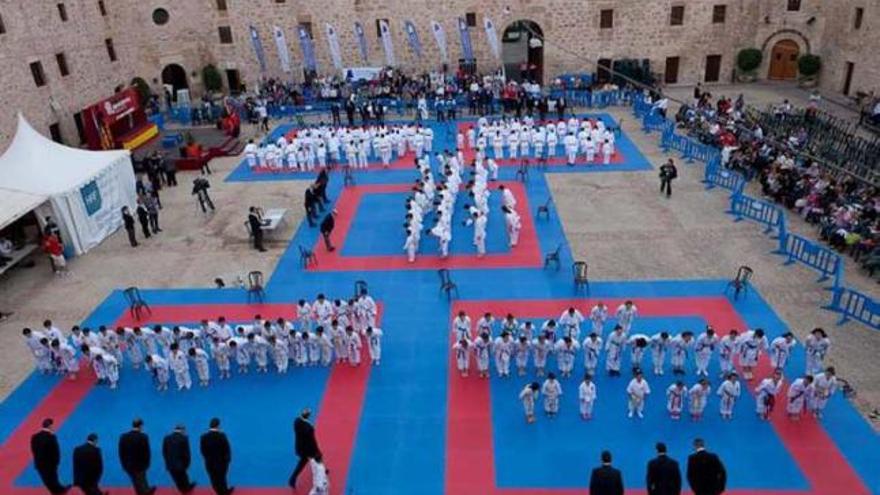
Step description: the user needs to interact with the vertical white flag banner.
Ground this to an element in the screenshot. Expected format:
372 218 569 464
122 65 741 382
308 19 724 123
483 17 501 61
273 26 292 73
430 20 448 63
325 23 343 70
379 19 396 66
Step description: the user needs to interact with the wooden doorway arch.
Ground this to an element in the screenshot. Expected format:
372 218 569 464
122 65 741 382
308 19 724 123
768 40 800 80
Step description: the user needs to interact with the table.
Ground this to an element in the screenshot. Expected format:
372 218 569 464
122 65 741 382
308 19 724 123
260 208 288 236
0 244 38 277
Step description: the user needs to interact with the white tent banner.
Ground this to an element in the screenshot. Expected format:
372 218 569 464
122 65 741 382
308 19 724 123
379 19 396 66
326 23 344 70
430 20 448 62
484 17 501 60
273 26 292 73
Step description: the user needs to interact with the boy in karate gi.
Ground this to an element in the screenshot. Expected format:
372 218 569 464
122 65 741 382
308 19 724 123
542 373 563 417
559 307 584 340
579 374 597 420
168 343 192 391
211 338 231 379
474 333 492 378
602 137 613 164
670 332 694 375
804 328 830 375
546 129 558 157
291 332 308 367
520 382 541 423
717 372 741 420
563 132 578 166
694 327 718 377
627 334 650 370
582 332 603 376
296 300 313 332
494 332 514 377
518 321 535 340
270 335 289 373
605 325 627 376
476 312 495 337
145 354 170 391
97 353 120 389
755 369 784 420
188 347 211 387
514 336 531 376
738 329 768 380
51 339 79 380
315 327 333 366
555 336 580 378
769 332 796 370
615 301 638 333
452 311 472 341
718 329 739 378
811 367 838 419
228 336 250 373
309 454 330 495
532 333 552 377
345 326 363 366
306 331 321 366
786 375 814 420
589 303 608 335
23 328 53 373
667 381 686 420
453 338 472 377
541 319 558 341
503 206 521 248
688 378 711 421
500 314 519 336
508 131 519 160
626 370 651 418
248 333 270 373
364 327 382 366
650 332 670 375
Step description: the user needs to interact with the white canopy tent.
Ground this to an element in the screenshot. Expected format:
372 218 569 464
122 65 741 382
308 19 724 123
0 114 137 255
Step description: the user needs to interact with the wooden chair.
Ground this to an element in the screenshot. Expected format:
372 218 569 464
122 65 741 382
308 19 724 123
536 197 553 220
247 271 266 303
299 245 318 268
123 287 151 321
544 244 562 271
726 265 753 300
573 262 590 294
438 269 459 301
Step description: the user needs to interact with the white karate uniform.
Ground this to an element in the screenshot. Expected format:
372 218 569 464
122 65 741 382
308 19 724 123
811 373 837 416
532 338 552 373
717 379 741 418
274 339 290 373
718 335 739 376
454 340 472 374
804 334 830 375
615 304 638 333
169 350 192 390
666 384 686 418
626 378 651 416
579 380 597 418
542 379 562 414
520 385 539 418
191 348 211 385
755 377 784 418
366 329 383 365
514 339 531 372
589 305 608 335
689 383 711 417
738 332 768 368
563 134 578 164
769 337 796 370
452 315 472 341
474 338 491 374
605 331 626 372
786 378 812 417
212 341 231 377
582 336 603 374
505 210 521 247
554 340 580 376
493 337 514 376
694 333 718 376
559 310 584 340
309 459 330 495
148 354 170 390
670 335 692 372
346 331 363 366
650 334 669 375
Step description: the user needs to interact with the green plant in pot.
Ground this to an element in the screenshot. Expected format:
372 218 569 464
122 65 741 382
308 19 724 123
735 48 762 82
797 54 821 87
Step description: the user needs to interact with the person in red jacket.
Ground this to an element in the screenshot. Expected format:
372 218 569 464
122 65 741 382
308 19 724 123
41 234 67 275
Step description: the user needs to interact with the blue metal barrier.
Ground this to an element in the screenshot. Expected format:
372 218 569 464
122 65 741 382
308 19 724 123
777 233 843 287
703 159 745 194
825 287 880 329
727 193 787 238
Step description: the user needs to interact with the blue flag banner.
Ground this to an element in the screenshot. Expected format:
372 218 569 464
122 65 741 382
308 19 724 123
249 25 267 73
457 17 474 61
354 22 369 63
404 20 422 59
298 24 318 72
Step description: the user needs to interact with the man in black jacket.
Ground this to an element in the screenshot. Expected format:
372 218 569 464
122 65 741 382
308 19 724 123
163 425 196 493
320 211 337 252
200 418 233 495
589 450 624 495
659 159 678 198
248 207 267 252
118 418 155 495
304 186 319 227
72 433 104 495
686 438 727 495
288 408 322 488
30 418 69 494
122 206 138 247
646 442 682 495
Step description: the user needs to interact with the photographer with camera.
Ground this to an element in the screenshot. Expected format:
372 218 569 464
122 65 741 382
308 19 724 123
192 178 215 213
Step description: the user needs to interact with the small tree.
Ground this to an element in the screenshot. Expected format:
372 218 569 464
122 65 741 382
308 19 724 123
201 64 223 92
798 54 822 78
736 48 763 74
130 77 152 103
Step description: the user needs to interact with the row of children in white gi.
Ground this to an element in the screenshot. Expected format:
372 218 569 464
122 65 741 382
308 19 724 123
460 116 617 165
244 123 435 170
404 155 457 261
517 366 840 423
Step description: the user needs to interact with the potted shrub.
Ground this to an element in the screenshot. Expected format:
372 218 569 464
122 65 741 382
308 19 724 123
201 64 223 95
798 54 821 87
735 48 763 82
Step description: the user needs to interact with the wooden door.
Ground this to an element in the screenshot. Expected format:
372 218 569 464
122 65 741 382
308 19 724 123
704 54 722 82
842 62 854 96
768 40 800 80
665 56 680 84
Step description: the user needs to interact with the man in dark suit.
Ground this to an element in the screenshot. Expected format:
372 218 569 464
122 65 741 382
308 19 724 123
589 450 624 495
72 433 105 495
118 418 156 495
163 424 196 493
30 418 69 494
319 211 337 252
247 207 267 252
687 438 727 495
646 442 682 495
288 408 322 488
200 418 233 495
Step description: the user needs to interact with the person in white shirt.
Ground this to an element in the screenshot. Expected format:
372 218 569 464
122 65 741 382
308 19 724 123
786 375 814 420
559 307 585 340
532 333 553 377
579 373 597 420
514 336 531 376
452 311 472 341
555 336 580 378
755 369 785 420
563 132 578 166
519 382 541 423
688 378 711 421
542 373 563 417
738 329 768 380
627 334 650 369
503 206 522 248
244 139 259 169
670 332 694 375
50 339 79 380
667 381 687 420
493 332 514 377
626 371 651 418
717 372 741 420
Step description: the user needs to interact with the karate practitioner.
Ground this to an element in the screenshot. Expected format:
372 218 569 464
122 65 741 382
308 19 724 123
532 333 553 377
211 338 231 379
95 354 119 389
605 325 627 376
271 335 289 374
514 336 531 376
563 132 578 166
145 355 170 391
168 343 192 391
579 374 597 420
738 329 768 380
345 326 362 367
452 311 472 341
503 206 522 248
453 338 472 377
520 382 541 423
315 327 333 366
649 332 670 375
626 370 651 418
688 378 712 421
589 303 608 336
694 328 719 377
582 332 603 376
364 327 382 366
717 372 741 420
188 347 210 387
559 307 585 340
718 329 739 378
811 367 838 419
755 369 784 420
804 328 830 376
615 301 638 333
670 332 694 375
555 336 580 378
493 332 514 377
786 375 814 420
542 373 563 417
667 381 687 420
769 332 796 370
627 334 650 370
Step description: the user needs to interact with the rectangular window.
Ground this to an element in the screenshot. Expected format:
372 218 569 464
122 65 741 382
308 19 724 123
854 7 864 29
670 5 685 26
712 5 727 24
600 9 614 29
55 52 70 76
98 0 107 16
57 3 68 21
705 54 722 82
73 112 86 144
218 25 233 44
216 0 227 10
787 0 801 12
465 12 477 27
664 56 680 84
299 22 313 39
0 13 6 34
105 38 117 61
30 61 47 87
49 123 63 144
375 18 388 38
275 0 286 3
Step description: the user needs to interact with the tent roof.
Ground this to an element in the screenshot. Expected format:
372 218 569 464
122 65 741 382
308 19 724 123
0 114 130 195
0 187 46 231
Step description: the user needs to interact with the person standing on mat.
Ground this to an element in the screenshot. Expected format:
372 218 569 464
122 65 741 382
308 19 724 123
163 424 197 493
646 442 681 495
288 408 322 489
320 211 337 252
119 418 156 495
72 433 105 495
200 418 233 495
30 418 70 494
589 450 624 495
686 438 726 495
